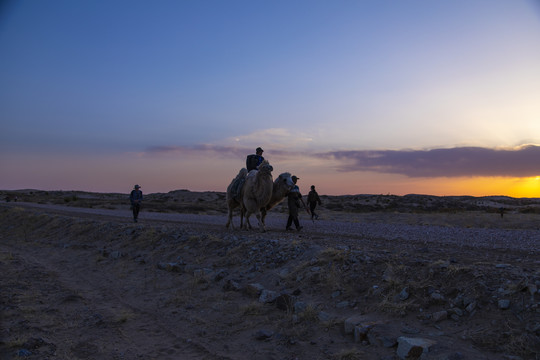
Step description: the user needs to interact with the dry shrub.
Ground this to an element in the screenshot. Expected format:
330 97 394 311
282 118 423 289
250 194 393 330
377 296 418 316
467 325 538 358
241 301 265 316
298 304 319 323
332 348 364 360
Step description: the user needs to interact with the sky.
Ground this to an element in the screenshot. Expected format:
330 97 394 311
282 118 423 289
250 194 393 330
1 0 540 197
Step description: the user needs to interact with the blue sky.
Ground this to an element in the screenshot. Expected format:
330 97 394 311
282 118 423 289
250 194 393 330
1 1 540 196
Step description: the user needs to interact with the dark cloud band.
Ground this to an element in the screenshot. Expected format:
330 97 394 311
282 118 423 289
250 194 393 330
322 145 540 178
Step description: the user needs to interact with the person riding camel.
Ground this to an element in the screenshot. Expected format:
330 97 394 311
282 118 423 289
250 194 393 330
246 147 265 172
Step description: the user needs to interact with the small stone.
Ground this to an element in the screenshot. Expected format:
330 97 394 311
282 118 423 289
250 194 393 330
245 283 265 297
223 280 242 292
401 325 420 334
259 289 278 303
432 310 448 322
396 337 436 359
318 311 333 322
354 324 373 343
344 315 366 334
254 329 273 340
449 307 463 316
498 299 511 310
465 301 476 313
399 287 410 301
17 349 32 357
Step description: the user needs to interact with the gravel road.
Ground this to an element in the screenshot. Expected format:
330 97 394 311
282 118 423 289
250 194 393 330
4 202 539 253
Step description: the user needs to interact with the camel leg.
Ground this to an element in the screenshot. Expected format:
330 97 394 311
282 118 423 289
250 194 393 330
226 207 235 229
243 211 251 230
260 208 267 227
240 207 245 229
256 212 266 232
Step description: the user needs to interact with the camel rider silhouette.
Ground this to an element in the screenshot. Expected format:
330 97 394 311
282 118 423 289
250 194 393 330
246 147 264 172
231 147 265 200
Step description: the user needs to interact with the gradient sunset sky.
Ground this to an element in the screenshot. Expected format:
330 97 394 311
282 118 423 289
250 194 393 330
1 1 540 197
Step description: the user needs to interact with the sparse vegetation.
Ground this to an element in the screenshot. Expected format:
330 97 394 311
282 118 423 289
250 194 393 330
0 191 538 360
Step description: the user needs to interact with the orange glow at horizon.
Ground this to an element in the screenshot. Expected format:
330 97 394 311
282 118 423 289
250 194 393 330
391 176 540 198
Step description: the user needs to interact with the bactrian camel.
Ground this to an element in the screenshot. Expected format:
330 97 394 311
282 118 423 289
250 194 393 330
226 168 294 230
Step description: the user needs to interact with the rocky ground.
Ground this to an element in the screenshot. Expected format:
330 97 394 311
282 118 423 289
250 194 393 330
0 190 539 360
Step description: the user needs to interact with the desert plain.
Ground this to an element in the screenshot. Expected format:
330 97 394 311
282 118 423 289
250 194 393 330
0 189 539 360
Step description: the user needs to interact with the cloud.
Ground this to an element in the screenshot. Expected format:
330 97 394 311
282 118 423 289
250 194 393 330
144 144 291 159
143 142 540 179
224 128 314 150
321 145 540 178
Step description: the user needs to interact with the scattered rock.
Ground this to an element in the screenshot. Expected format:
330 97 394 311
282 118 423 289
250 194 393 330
465 301 476 313
246 283 265 297
396 337 436 359
399 287 410 301
432 310 447 322
498 299 511 310
222 279 242 292
318 311 333 322
354 323 374 343
344 315 368 335
259 289 278 303
254 329 274 340
157 262 184 272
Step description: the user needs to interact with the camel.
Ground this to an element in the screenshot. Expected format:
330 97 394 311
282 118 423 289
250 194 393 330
226 170 294 230
242 160 274 232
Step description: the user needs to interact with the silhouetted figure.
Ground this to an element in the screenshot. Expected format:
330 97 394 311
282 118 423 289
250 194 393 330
130 184 143 222
246 147 265 172
499 207 505 218
307 185 322 220
286 176 303 231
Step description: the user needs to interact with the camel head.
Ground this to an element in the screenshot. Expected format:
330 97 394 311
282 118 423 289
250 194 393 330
276 172 295 191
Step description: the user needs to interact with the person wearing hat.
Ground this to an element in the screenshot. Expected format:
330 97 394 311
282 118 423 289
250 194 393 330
246 147 265 172
129 184 143 223
286 175 305 231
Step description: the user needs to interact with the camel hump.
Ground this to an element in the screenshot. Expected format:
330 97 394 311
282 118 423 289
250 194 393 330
237 168 248 178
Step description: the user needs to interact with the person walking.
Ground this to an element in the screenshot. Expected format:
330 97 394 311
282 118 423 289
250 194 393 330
307 185 322 220
130 184 143 223
286 176 304 231
246 147 265 171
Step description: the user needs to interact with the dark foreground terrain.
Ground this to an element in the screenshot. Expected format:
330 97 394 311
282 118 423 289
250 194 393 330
0 190 539 359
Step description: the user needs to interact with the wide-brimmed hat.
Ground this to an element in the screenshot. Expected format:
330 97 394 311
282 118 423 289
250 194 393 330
292 176 299 181
134 184 141 189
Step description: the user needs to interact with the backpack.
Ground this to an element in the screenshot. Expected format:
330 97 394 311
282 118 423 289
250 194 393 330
246 154 260 171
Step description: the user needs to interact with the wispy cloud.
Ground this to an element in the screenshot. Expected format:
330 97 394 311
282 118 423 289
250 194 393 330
225 128 314 150
144 144 292 159
321 145 540 178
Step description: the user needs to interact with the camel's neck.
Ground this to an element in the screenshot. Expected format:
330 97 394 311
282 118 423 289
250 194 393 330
265 180 289 210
